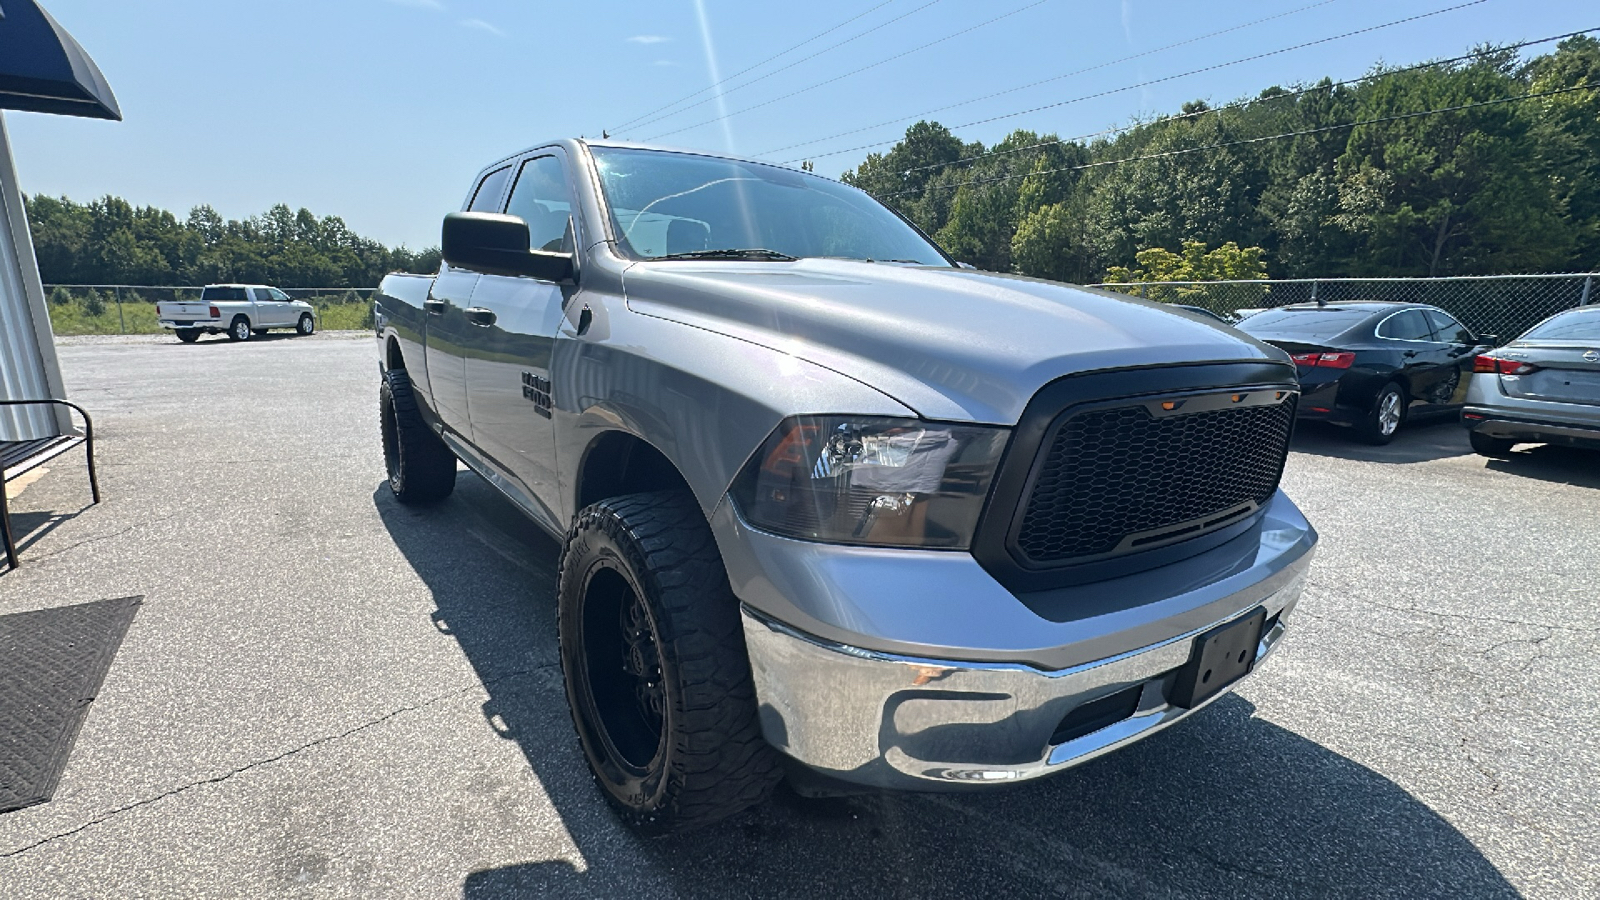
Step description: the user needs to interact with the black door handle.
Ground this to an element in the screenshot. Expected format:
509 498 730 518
424 298 447 316
1403 350 1418 358
465 307 497 327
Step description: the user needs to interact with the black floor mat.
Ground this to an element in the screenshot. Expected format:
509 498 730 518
0 596 141 813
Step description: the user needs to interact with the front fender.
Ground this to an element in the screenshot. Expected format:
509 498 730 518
550 300 914 523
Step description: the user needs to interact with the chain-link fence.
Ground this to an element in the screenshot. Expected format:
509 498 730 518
39 285 378 335
1090 273 1598 342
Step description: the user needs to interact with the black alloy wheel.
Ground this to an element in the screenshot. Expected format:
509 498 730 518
378 368 457 504
558 491 780 835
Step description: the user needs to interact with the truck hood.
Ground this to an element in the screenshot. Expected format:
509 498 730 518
622 258 1289 424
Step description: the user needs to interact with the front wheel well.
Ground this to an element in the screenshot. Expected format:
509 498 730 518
576 432 693 513
386 336 406 371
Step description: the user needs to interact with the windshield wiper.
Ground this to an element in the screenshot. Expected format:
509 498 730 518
652 248 799 262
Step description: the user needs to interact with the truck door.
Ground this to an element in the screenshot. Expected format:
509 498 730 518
425 165 511 437
253 287 290 326
461 151 574 531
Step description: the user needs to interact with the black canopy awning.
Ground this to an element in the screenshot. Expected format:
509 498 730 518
0 1 120 120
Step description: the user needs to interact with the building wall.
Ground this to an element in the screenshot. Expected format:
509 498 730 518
0 112 70 441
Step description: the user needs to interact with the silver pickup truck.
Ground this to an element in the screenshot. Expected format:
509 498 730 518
156 284 317 342
374 140 1317 834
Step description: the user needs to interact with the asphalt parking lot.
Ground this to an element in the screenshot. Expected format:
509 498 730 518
1 332 1596 899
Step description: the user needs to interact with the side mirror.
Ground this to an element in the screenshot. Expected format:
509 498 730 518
1477 334 1499 346
442 212 575 283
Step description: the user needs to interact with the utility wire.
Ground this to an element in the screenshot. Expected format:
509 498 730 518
616 0 948 137
759 0 1349 158
608 0 900 134
877 80 1600 199
878 27 1598 181
786 0 1490 164
636 0 1053 142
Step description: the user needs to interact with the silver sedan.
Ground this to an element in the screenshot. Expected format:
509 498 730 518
1463 306 1600 456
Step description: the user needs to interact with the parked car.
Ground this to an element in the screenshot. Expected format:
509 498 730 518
1234 301 1496 443
155 284 316 342
374 139 1317 834
1463 305 1600 457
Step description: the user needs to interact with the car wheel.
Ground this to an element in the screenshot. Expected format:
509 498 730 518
228 316 253 342
297 313 316 336
1359 382 1407 444
559 490 781 836
1469 431 1517 458
175 329 200 343
379 368 457 504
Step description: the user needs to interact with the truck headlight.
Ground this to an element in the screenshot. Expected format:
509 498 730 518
729 416 1009 549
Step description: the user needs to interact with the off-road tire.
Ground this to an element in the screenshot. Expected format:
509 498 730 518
175 329 200 343
1358 381 1407 445
558 491 781 836
297 313 316 336
379 368 457 504
228 316 253 342
1469 431 1517 458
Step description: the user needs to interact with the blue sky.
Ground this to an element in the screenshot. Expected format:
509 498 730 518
7 0 1596 250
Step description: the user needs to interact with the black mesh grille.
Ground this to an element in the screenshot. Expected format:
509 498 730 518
1014 396 1296 564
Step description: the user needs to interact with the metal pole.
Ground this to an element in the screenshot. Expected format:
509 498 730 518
1581 275 1594 306
115 285 126 333
1311 280 1321 307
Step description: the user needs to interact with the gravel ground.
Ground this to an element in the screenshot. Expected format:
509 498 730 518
1 335 1595 898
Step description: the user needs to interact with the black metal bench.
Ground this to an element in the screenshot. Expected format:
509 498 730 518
1 400 99 570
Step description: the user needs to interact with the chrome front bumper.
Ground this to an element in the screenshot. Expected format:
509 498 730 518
741 574 1303 790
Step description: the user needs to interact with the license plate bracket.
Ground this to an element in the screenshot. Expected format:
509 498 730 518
1171 608 1266 709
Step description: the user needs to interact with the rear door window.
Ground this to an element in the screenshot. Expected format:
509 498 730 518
468 166 513 213
200 286 247 302
505 155 574 253
1424 309 1475 344
1377 309 1435 341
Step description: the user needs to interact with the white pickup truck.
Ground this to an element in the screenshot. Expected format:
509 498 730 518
155 284 317 343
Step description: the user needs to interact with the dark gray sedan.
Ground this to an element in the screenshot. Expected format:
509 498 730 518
1463 306 1600 456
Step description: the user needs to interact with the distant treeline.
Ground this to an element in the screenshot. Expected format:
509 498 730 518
842 36 1600 282
23 195 440 288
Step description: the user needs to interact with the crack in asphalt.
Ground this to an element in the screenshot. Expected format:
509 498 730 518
0 665 556 860
15 512 180 564
1302 581 1600 635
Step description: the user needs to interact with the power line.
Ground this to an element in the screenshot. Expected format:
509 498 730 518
759 0 1349 158
876 80 1600 200
787 0 1490 164
615 0 948 137
608 0 900 134
877 27 1598 182
635 0 1053 142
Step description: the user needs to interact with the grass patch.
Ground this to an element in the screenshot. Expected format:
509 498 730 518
47 298 373 335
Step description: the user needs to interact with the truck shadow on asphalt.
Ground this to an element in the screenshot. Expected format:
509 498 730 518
374 476 1520 900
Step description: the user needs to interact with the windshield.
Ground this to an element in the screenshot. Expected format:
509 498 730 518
590 147 950 265
1237 308 1371 338
1521 308 1600 342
